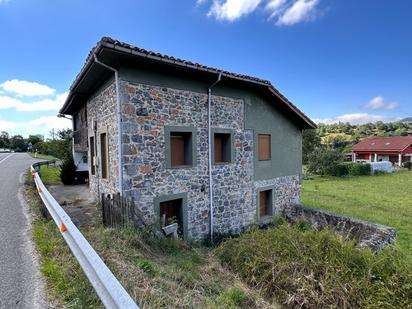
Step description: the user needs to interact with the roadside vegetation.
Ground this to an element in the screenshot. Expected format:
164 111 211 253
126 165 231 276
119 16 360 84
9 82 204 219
217 222 412 308
302 171 412 260
25 170 273 308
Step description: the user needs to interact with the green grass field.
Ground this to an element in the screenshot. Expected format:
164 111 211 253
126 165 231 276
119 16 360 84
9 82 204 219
302 171 412 259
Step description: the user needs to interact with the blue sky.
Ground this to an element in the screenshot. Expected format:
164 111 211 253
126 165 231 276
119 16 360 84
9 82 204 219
0 0 411 137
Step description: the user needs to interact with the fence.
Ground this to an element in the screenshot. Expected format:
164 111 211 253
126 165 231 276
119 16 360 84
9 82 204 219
31 161 139 309
100 193 163 238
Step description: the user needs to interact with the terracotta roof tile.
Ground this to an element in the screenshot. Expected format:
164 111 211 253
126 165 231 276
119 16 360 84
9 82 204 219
353 136 412 152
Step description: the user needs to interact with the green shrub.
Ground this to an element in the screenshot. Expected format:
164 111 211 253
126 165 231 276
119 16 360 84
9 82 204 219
332 163 350 177
60 156 76 185
349 163 371 176
404 161 412 170
216 224 412 308
307 147 345 176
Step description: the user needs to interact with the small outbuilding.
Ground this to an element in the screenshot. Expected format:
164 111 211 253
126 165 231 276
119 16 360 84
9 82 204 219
352 135 412 166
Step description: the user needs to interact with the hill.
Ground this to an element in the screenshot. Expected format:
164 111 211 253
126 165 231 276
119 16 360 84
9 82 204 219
400 117 412 123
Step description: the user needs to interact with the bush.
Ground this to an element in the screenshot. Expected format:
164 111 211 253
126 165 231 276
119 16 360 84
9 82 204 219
349 163 371 176
404 161 412 171
216 224 412 308
60 156 76 185
307 147 345 176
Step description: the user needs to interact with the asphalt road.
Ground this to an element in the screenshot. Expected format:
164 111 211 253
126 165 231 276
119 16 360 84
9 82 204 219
0 153 45 308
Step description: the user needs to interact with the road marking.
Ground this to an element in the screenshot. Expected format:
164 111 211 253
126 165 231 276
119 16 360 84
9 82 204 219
0 153 13 165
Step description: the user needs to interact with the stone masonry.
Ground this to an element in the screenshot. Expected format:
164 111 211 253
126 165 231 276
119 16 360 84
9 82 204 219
87 79 301 240
87 81 119 196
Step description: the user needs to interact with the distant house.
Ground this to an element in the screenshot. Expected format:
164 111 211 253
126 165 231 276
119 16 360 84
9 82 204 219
59 37 315 240
352 136 412 166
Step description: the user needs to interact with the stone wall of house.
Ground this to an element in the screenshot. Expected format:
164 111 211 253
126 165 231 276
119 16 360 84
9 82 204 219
120 81 257 240
87 79 302 240
87 81 119 197
254 175 301 215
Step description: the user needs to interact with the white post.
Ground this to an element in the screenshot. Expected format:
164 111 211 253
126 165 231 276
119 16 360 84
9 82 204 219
374 153 378 162
352 152 356 162
369 154 372 162
398 154 402 167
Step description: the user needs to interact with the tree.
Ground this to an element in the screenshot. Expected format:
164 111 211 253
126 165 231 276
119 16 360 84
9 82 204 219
302 129 321 164
10 135 26 152
0 131 10 148
307 147 345 176
27 134 44 151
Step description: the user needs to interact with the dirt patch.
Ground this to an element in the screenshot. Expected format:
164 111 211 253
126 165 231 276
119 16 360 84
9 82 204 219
47 184 97 227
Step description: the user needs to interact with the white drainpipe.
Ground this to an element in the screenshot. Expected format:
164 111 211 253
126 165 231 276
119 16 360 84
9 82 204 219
93 54 123 195
208 73 222 243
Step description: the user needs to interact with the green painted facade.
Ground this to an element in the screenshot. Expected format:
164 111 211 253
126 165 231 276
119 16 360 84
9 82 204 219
119 66 302 182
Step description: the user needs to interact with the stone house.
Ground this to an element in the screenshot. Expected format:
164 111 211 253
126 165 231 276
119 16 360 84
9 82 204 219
59 37 316 240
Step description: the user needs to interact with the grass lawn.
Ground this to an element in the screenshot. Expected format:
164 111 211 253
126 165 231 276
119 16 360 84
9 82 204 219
39 165 61 185
302 171 412 259
30 153 59 161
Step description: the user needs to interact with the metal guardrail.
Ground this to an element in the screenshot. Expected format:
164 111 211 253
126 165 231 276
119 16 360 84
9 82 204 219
31 161 139 309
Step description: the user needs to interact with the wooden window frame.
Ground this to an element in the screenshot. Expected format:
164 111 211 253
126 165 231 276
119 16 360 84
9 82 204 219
89 135 96 175
100 131 109 179
212 128 234 165
154 192 188 239
165 126 196 169
258 134 271 161
257 187 273 221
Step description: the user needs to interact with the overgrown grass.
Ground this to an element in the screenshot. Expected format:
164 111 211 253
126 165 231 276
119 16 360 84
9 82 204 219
25 171 271 308
39 165 61 185
216 223 412 308
302 171 412 259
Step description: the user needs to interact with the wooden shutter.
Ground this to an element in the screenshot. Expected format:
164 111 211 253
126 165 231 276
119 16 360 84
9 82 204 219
258 134 271 161
100 133 108 179
90 136 95 175
259 191 268 217
214 135 223 163
171 135 185 166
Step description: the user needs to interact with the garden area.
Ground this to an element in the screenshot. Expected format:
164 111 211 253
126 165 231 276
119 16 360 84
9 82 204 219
302 170 412 260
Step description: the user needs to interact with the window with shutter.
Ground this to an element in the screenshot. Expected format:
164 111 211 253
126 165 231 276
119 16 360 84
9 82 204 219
258 134 271 161
170 132 192 167
100 133 108 179
214 133 231 163
90 136 95 175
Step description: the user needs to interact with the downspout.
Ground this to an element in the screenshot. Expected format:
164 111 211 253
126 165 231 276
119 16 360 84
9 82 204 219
208 73 222 243
93 54 124 195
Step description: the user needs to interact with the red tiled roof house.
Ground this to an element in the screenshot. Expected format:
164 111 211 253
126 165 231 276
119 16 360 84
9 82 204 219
352 136 412 166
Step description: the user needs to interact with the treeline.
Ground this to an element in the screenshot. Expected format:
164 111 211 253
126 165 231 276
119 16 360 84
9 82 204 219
0 129 72 159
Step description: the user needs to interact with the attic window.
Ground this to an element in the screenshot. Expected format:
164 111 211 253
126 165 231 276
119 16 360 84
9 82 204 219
385 142 391 145
371 142 375 145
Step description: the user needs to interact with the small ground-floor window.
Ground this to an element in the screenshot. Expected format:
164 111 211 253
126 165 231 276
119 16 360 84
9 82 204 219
159 198 184 236
259 189 272 219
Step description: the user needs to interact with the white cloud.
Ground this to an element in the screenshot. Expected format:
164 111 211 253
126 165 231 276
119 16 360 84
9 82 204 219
314 113 389 125
276 0 319 26
0 116 71 137
0 92 67 112
365 96 399 110
201 0 321 25
208 0 262 21
0 79 56 96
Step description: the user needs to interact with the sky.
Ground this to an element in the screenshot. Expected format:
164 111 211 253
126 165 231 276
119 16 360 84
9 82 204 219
0 0 411 137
